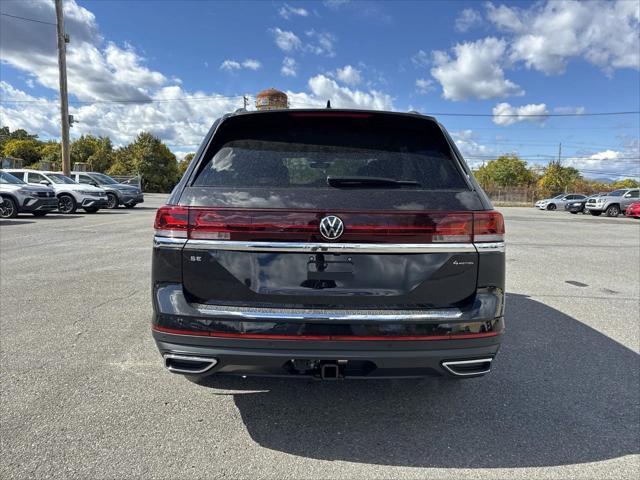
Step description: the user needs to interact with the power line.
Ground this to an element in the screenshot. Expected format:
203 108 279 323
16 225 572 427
0 12 56 26
0 93 247 105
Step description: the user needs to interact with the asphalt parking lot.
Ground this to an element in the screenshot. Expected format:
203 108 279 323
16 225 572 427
1 195 638 480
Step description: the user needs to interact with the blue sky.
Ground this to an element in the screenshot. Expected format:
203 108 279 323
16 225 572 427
0 0 639 179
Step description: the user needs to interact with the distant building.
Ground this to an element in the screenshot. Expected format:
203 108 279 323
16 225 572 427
256 88 288 110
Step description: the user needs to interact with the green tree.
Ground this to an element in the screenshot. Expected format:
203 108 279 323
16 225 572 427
611 178 640 189
71 135 114 172
2 138 42 166
537 161 581 197
177 152 195 177
39 142 61 170
0 126 38 152
474 155 536 189
108 132 179 192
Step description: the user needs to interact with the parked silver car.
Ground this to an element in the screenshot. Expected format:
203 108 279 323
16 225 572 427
70 172 144 209
585 188 640 217
0 170 58 218
535 193 587 210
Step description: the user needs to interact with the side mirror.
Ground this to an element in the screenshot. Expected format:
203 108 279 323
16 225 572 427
624 193 631 198
39 180 50 186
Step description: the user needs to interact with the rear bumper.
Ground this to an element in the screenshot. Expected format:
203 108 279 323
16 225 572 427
153 332 502 378
151 283 505 379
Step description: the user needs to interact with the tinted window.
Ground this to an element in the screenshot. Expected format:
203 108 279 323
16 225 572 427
0 172 25 184
628 190 639 198
78 174 94 184
609 190 626 197
47 174 76 184
194 114 467 190
575 195 586 199
27 172 47 183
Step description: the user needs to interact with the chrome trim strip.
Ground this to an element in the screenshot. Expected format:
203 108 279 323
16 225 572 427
474 242 505 253
441 358 493 376
194 306 463 321
154 236 187 248
163 353 218 374
184 239 477 254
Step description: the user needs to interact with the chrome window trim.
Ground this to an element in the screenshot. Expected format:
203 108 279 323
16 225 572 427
183 239 477 254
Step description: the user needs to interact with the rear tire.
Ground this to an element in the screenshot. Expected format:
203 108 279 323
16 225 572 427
605 204 620 217
547 203 557 210
32 211 48 217
590 211 601 216
106 193 119 209
0 197 18 218
57 194 77 214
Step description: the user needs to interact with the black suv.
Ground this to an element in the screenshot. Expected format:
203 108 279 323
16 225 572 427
152 110 505 380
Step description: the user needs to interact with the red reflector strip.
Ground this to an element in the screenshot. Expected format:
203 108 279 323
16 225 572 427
153 325 500 341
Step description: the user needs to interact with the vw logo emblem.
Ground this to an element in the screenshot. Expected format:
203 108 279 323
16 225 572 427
319 215 344 241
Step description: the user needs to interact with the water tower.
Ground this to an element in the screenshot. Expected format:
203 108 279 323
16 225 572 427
256 88 288 110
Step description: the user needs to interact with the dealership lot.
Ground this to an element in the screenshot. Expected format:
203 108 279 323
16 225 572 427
1 195 638 479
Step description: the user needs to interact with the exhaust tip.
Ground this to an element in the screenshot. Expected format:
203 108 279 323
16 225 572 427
441 357 493 377
163 353 218 375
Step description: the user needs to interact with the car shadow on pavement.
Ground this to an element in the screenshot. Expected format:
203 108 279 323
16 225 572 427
0 219 36 226
196 293 639 468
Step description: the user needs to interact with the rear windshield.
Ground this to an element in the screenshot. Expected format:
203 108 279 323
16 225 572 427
193 114 468 190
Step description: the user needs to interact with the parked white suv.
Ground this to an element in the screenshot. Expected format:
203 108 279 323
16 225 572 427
4 169 108 214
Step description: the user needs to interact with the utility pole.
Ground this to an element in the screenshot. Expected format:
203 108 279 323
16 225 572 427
557 142 562 165
55 0 71 175
243 95 249 109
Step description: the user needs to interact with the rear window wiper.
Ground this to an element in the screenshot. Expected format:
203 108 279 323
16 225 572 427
326 176 420 188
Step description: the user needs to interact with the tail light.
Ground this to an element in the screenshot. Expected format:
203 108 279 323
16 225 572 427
154 206 189 238
473 211 505 242
154 206 504 243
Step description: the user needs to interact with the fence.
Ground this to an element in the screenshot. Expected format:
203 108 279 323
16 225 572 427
111 174 142 189
483 187 537 206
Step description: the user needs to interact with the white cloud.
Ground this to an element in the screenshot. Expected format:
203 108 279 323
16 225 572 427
279 3 309 19
486 0 640 74
415 78 434 94
411 50 430 68
305 30 337 57
492 102 549 126
281 57 298 76
0 0 166 102
455 8 482 32
271 27 337 56
220 59 262 71
286 74 394 110
564 149 640 179
241 59 262 70
271 28 303 51
335 65 361 85
220 60 241 71
431 37 523 101
450 130 494 168
553 106 586 115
